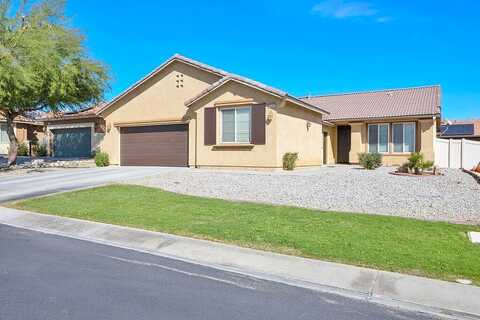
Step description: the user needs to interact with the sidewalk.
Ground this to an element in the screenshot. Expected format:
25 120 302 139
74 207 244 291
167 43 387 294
1 207 479 320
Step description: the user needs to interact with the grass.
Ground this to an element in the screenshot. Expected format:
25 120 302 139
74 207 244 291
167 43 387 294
11 184 480 285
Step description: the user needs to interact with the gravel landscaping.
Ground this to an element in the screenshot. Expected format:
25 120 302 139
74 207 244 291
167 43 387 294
0 156 95 173
133 166 480 225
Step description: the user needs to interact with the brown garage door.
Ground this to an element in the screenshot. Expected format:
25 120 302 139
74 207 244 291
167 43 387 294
120 124 188 166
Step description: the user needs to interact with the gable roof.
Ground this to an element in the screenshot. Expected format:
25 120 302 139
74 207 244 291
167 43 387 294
301 85 441 121
97 54 329 116
97 54 227 115
185 75 329 115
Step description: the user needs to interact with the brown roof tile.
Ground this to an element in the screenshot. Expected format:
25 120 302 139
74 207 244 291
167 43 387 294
301 85 441 121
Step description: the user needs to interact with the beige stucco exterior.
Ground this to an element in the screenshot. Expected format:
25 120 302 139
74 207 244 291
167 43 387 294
323 117 437 166
96 58 438 170
0 121 44 155
187 81 324 169
98 60 325 169
100 61 222 165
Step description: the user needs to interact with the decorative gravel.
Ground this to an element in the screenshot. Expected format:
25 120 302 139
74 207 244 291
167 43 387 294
133 166 480 225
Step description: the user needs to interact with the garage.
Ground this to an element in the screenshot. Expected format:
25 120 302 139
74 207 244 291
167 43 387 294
52 127 92 158
120 124 188 166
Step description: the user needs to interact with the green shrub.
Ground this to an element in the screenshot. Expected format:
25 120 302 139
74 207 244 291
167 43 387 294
358 152 382 170
36 144 48 157
282 152 298 170
17 143 29 156
407 152 433 175
94 151 110 167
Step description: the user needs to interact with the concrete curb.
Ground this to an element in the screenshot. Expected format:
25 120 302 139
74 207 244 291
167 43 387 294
1 207 479 320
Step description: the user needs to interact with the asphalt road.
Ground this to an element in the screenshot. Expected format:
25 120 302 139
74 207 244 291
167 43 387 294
0 166 181 203
0 225 439 320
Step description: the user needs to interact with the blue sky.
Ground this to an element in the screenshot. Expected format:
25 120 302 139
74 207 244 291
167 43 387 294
66 0 479 119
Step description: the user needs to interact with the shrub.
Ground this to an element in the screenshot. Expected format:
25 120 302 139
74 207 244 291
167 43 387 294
358 152 382 170
282 152 298 170
407 152 434 175
36 144 48 157
17 143 29 156
95 151 110 167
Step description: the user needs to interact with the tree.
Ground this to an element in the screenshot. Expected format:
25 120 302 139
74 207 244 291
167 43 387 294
0 0 109 166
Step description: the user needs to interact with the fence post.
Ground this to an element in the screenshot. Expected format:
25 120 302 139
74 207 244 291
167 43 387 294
448 139 451 168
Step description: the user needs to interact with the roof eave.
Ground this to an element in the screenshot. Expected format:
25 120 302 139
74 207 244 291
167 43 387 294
327 113 441 123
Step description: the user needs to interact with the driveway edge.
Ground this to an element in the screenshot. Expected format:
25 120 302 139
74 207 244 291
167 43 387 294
1 207 479 320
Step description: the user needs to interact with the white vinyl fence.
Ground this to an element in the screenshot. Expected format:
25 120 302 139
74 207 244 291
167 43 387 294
435 138 480 169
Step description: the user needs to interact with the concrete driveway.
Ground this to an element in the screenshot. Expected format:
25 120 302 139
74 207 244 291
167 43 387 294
0 166 185 203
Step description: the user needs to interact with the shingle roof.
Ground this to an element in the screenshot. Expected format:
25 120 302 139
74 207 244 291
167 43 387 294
301 85 441 121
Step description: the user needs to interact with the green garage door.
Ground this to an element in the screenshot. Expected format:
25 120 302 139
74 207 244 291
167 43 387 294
52 127 92 158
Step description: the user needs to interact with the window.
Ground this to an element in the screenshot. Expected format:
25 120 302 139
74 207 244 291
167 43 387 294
0 124 8 144
393 123 415 153
221 107 251 143
368 124 389 153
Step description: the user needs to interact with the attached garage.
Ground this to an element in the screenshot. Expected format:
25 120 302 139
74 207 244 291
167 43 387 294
52 127 92 158
120 124 188 166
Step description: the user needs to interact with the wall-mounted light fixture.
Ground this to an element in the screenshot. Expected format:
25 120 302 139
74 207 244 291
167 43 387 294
306 121 312 131
266 110 274 124
106 122 112 133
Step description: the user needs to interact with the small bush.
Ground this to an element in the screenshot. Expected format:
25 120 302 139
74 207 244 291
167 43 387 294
358 152 383 170
36 144 48 157
283 152 298 170
407 152 434 175
95 151 110 167
17 143 29 156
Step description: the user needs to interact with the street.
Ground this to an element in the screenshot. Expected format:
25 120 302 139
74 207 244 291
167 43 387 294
0 225 438 320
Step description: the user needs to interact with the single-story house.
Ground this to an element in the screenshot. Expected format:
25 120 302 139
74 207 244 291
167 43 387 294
93 54 440 169
438 119 480 141
0 115 44 155
303 86 441 166
40 106 106 158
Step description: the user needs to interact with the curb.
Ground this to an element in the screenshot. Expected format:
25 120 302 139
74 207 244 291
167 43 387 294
1 208 479 320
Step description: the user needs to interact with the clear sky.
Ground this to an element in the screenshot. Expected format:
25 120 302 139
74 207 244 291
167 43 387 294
66 0 479 120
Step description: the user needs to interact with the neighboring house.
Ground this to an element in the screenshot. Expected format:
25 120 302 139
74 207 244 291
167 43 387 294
303 86 441 166
40 106 106 158
438 119 480 141
0 115 44 155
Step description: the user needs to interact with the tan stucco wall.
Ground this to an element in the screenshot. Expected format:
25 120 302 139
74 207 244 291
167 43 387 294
189 81 281 169
337 117 437 166
323 125 337 165
419 118 436 162
276 102 323 167
100 61 222 165
0 122 43 155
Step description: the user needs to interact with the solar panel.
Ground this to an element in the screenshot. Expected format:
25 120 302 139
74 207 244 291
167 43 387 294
441 124 474 136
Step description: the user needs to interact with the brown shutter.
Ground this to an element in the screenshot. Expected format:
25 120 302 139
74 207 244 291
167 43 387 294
204 107 216 145
251 103 266 145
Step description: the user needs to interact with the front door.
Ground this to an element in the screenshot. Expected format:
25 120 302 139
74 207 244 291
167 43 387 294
337 126 351 164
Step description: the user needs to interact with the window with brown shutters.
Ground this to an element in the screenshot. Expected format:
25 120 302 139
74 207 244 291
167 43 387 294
204 107 216 145
251 103 266 145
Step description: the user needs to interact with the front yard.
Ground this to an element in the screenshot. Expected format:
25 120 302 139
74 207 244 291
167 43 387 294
133 165 480 225
11 184 480 285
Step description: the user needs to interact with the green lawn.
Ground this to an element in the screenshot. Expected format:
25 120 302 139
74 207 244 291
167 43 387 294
11 184 480 285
